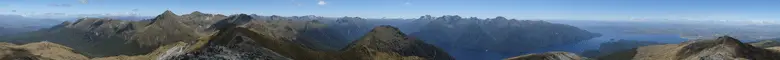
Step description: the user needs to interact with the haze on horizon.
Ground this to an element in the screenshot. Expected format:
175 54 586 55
1 0 778 21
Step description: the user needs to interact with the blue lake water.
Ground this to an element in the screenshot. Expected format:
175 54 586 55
446 20 692 60
444 29 689 60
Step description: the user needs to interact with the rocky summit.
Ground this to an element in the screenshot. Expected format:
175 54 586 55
580 36 780 60
341 25 453 60
132 10 200 46
632 36 780 60
504 52 583 60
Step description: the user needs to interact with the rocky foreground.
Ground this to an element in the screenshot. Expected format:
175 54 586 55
507 36 780 60
505 52 583 60
0 41 88 60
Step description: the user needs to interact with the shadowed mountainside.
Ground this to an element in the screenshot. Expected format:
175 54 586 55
92 13 453 60
1 10 607 60
409 15 601 57
200 18 454 59
0 15 64 36
97 25 453 60
0 10 225 57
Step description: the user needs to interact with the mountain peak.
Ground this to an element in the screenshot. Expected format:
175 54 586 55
506 52 583 60
417 15 434 20
494 16 508 20
716 36 748 47
190 11 203 15
344 25 454 60
210 14 254 30
367 25 404 36
48 21 73 30
717 36 739 41
150 10 180 23
162 10 177 16
154 10 178 20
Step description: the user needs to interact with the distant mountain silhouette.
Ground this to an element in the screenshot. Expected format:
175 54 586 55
0 15 64 36
0 17 154 57
0 10 220 57
409 15 601 56
0 10 614 60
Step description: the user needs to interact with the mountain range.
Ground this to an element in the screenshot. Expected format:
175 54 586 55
0 15 65 36
15 10 778 60
409 15 600 59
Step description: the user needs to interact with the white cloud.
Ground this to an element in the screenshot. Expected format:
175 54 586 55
404 2 412 5
317 0 327 5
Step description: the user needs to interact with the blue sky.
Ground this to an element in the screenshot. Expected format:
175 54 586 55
0 0 778 21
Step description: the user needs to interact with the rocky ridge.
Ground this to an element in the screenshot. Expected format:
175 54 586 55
510 36 780 60
504 52 583 60
0 41 89 60
410 15 601 57
91 14 452 60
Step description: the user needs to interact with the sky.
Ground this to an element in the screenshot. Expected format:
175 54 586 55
0 0 779 21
